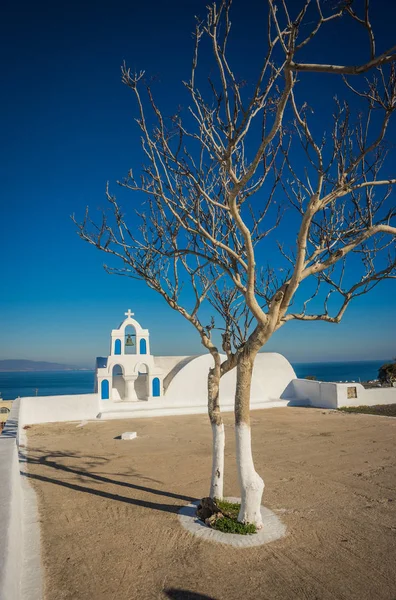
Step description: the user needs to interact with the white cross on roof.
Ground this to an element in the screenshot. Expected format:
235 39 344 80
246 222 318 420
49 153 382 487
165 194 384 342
124 309 135 318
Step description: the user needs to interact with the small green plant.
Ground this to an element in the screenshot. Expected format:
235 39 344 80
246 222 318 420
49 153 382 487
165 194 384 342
215 498 240 518
305 375 317 380
213 516 257 535
212 499 257 535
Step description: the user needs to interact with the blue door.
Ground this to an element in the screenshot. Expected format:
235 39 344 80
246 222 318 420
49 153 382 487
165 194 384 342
101 379 109 400
114 339 121 355
140 338 147 354
152 377 160 397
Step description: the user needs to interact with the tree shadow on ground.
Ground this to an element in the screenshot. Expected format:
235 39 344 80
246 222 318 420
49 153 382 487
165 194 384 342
20 447 198 515
164 590 217 600
0 417 18 438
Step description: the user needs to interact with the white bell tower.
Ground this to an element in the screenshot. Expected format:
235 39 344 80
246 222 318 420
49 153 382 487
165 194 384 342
95 310 163 404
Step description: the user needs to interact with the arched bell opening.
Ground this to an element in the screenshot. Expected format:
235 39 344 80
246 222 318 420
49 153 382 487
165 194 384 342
124 325 136 355
112 364 125 401
135 362 149 400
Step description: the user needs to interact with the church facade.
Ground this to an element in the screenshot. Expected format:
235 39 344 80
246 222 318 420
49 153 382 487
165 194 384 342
95 309 164 405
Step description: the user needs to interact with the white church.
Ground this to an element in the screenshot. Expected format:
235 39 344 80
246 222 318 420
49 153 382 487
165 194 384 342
93 308 301 419
95 309 164 403
89 308 376 420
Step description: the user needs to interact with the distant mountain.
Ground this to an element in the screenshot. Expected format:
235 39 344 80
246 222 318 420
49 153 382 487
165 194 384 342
0 360 90 372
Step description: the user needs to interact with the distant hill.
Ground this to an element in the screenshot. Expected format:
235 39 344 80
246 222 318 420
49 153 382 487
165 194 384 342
0 360 90 372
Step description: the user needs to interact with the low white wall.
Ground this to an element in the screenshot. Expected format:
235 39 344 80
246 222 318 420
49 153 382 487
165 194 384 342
290 379 396 409
319 383 340 409
287 379 338 409
0 400 23 600
339 385 396 408
19 393 99 428
287 379 322 405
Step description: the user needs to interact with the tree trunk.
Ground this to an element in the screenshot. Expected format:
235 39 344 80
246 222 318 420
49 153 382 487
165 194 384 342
235 353 264 528
208 359 224 500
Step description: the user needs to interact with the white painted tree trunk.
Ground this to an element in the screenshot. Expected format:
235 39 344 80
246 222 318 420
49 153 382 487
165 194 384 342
235 422 264 527
235 351 264 528
207 361 225 500
209 422 225 499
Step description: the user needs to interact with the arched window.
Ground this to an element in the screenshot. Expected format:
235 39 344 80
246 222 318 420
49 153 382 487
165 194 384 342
152 377 160 397
0 407 10 414
114 339 122 355
101 379 109 400
140 338 147 354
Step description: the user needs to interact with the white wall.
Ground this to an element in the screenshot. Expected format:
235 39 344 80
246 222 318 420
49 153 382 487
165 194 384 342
288 379 339 409
19 394 99 428
287 379 322 405
290 379 396 409
339 386 396 408
166 352 296 407
0 400 23 600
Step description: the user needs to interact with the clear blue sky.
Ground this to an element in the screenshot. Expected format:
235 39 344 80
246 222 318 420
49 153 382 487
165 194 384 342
1 0 395 368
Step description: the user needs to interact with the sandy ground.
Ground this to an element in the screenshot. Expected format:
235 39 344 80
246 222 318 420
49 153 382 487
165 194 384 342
25 408 396 600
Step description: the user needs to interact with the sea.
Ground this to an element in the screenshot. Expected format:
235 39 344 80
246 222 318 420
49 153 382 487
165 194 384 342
0 360 388 401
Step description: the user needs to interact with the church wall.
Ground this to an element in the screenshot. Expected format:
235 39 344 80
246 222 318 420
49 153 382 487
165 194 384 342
165 352 297 406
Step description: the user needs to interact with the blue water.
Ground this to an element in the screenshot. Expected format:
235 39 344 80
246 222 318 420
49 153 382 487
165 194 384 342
293 360 386 383
0 371 95 400
0 360 388 400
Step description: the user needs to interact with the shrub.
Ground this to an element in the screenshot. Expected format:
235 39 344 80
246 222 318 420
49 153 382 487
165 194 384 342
378 361 396 384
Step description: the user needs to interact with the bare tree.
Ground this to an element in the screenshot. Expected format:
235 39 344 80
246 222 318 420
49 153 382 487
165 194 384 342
76 0 396 527
74 193 253 500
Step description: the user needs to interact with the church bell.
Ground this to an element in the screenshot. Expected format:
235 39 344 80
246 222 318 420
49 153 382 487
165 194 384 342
125 334 134 347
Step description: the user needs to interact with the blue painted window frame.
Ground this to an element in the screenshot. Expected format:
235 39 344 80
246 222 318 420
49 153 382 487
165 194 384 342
140 338 147 354
101 379 109 400
114 339 121 355
152 377 160 397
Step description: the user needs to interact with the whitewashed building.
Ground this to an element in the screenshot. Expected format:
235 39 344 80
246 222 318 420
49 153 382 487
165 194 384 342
95 309 164 405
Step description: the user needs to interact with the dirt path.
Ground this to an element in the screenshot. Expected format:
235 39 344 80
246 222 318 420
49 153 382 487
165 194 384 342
25 408 396 600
